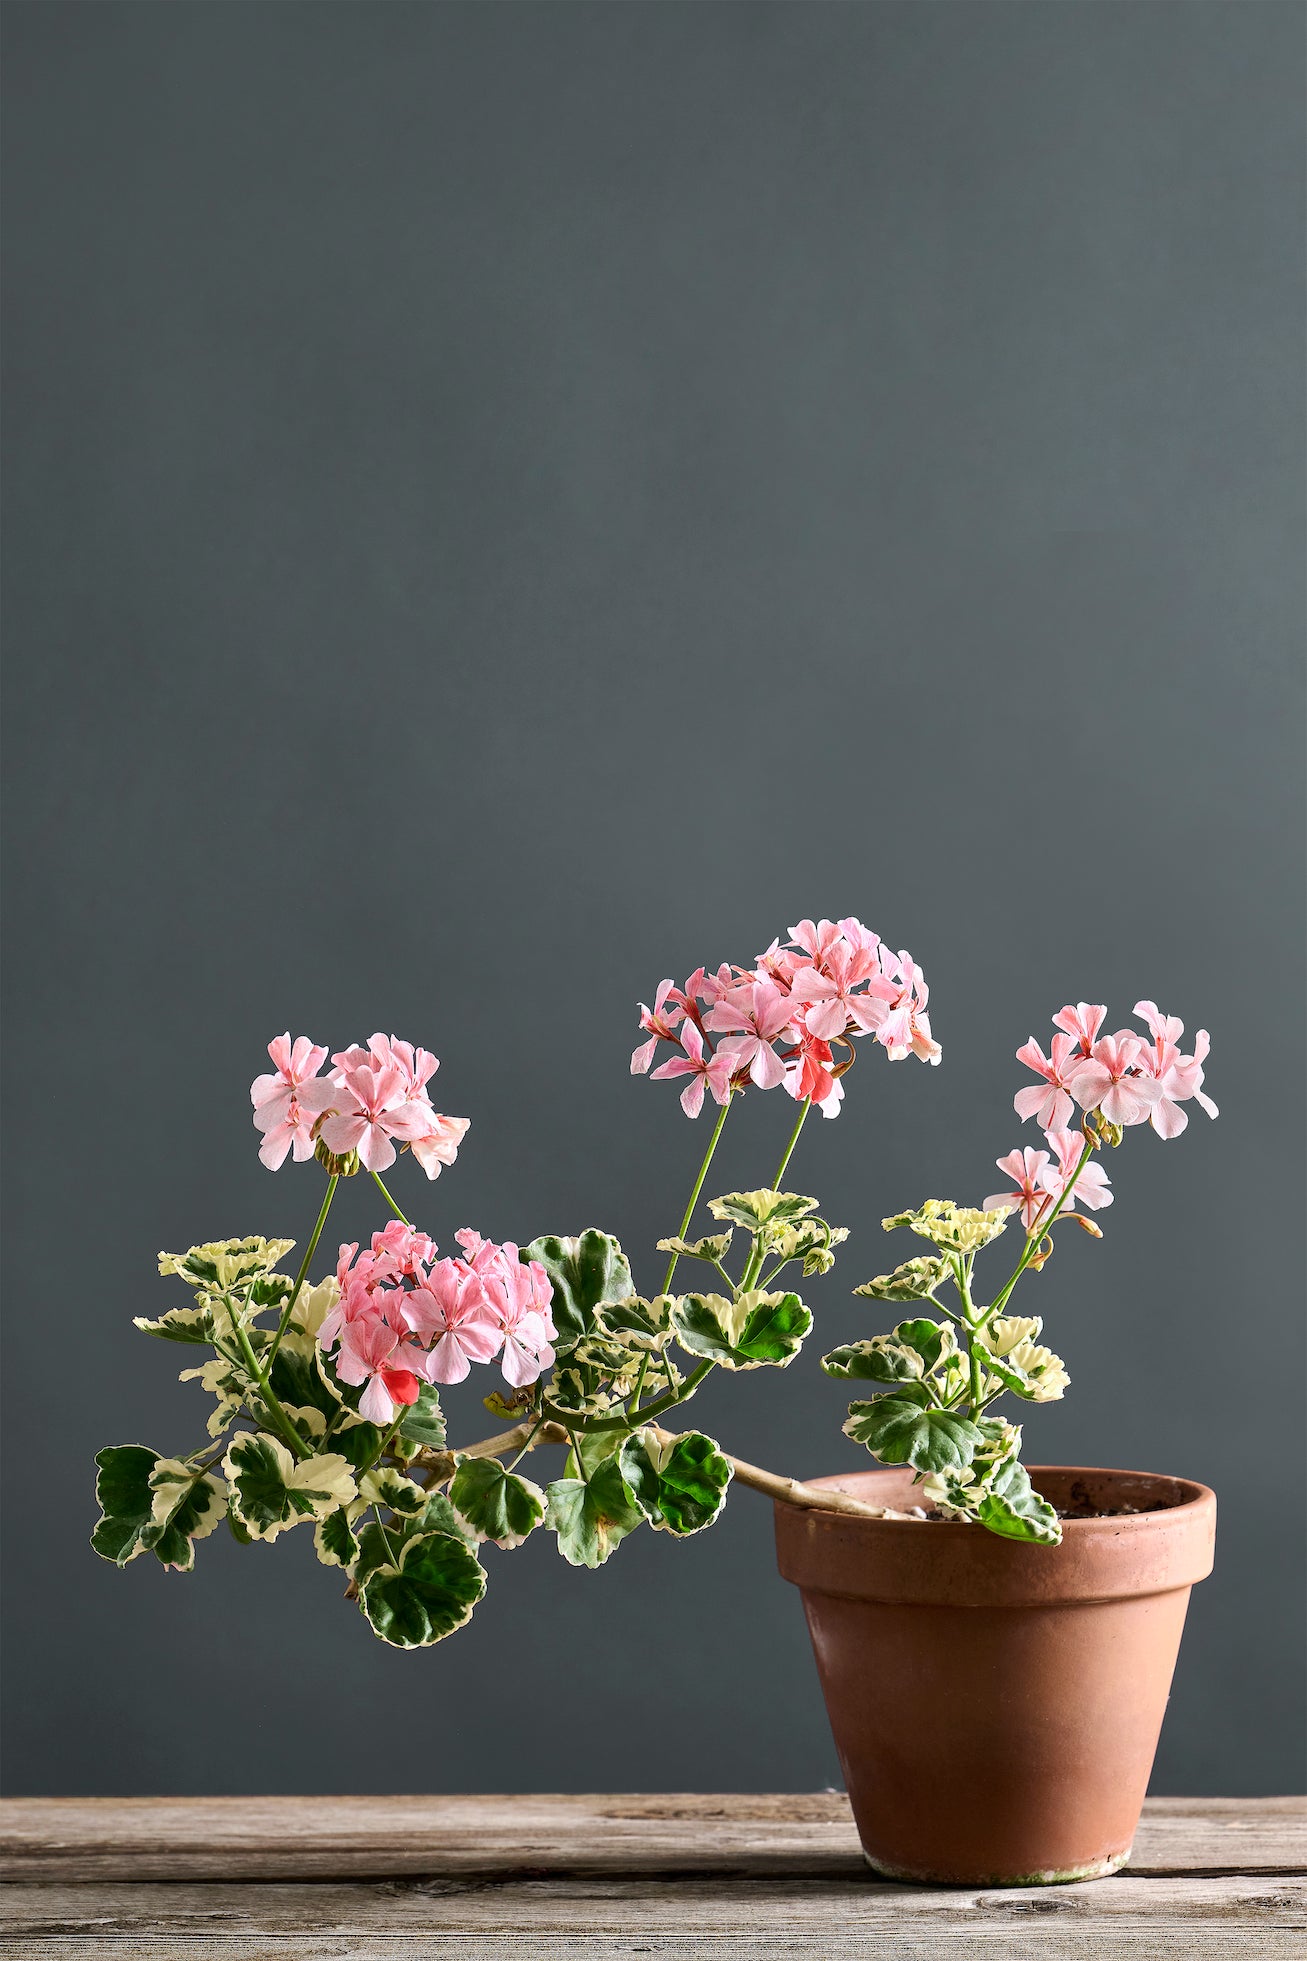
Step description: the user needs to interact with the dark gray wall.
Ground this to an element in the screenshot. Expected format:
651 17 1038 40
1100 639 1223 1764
3 1 1303 1798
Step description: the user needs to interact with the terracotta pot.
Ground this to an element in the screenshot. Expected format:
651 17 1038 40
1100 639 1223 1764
775 1464 1215 1885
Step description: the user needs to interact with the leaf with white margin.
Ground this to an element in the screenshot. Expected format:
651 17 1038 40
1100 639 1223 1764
619 1427 732 1535
822 1318 956 1384
449 1457 546 1549
852 1256 951 1302
707 1190 818 1232
223 1436 356 1543
313 1506 364 1570
158 1237 296 1290
592 1294 676 1353
359 1467 429 1519
133 1305 215 1344
287 1276 340 1341
843 1386 982 1472
977 1457 1061 1544
358 1530 486 1647
179 1355 248 1438
146 1458 226 1570
882 1202 1010 1255
523 1230 634 1349
671 1290 812 1369
91 1446 162 1567
546 1457 643 1568
655 1230 734 1264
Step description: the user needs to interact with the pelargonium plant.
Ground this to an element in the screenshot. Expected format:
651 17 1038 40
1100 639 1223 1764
92 922 1216 1646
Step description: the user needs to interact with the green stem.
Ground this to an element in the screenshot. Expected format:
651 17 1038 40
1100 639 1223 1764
549 1358 715 1435
507 1418 546 1471
660 1091 734 1296
370 1170 413 1227
771 1097 812 1188
266 1174 339 1368
223 1301 311 1461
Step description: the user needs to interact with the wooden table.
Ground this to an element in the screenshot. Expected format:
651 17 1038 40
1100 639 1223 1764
1 1793 1302 1956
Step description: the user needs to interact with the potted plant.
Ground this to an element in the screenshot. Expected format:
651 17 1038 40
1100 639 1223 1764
92 917 1217 1885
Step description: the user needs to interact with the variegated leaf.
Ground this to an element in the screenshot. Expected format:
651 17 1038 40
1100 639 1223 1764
223 1436 356 1543
671 1290 812 1370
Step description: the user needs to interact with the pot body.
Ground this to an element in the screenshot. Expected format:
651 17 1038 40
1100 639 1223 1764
774 1465 1215 1885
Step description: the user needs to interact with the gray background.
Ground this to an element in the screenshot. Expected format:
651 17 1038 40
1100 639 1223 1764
3 1 1303 1798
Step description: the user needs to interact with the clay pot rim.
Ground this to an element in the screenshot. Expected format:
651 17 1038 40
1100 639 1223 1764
799 1463 1215 1535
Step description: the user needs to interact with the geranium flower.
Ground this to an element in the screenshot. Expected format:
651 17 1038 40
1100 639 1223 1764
651 1021 734 1118
1014 1034 1080 1132
316 1058 433 1173
1052 1003 1107 1057
1043 1128 1113 1210
1132 1003 1218 1139
250 1035 338 1170
409 1111 471 1180
783 1030 845 1116
985 1147 1057 1234
1065 1035 1160 1127
334 1308 425 1425
401 1259 502 1384
480 1249 558 1387
705 980 796 1088
332 1035 470 1181
631 979 686 1074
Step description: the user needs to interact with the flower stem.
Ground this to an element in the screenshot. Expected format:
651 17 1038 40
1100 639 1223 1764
660 1091 734 1296
224 1302 311 1461
771 1097 811 1188
266 1174 339 1368
370 1170 413 1227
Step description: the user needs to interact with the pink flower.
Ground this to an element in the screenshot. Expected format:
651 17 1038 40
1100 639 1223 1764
1132 1003 1218 1138
481 1250 557 1388
650 1020 734 1118
788 945 886 1040
401 1259 502 1385
986 1147 1057 1234
368 1221 437 1280
1014 1033 1080 1132
681 964 738 1010
1065 1035 1160 1127
1043 1128 1113 1211
332 1034 470 1182
316 1058 433 1174
335 1308 425 1425
783 1030 845 1117
787 918 850 969
1052 1003 1107 1057
631 980 686 1074
410 1112 471 1180
250 1035 337 1170
705 980 796 1089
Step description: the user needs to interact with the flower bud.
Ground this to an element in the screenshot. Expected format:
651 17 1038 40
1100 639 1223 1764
1070 1215 1103 1237
314 1135 359 1177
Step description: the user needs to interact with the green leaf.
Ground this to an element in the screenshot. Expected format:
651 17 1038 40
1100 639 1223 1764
313 1506 362 1570
397 1382 447 1449
359 1467 430 1519
333 1419 387 1472
524 1231 634 1349
132 1305 215 1344
822 1319 956 1384
546 1457 643 1568
971 1339 1033 1398
671 1290 812 1370
222 1435 356 1542
178 1355 247 1438
707 1190 818 1232
158 1237 296 1291
655 1231 733 1264
843 1387 982 1472
977 1459 1062 1545
267 1344 340 1422
619 1428 732 1536
145 1458 226 1571
450 1457 547 1549
765 1219 849 1278
852 1256 950 1302
358 1529 486 1647
593 1295 675 1353
352 1493 472 1589
91 1446 163 1567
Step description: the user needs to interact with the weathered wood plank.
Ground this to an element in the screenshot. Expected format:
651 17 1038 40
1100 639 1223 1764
1 1872 1303 1957
1 1794 1302 1884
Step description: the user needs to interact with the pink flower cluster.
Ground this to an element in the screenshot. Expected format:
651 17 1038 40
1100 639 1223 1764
251 1033 470 1176
318 1222 557 1423
989 999 1218 1235
1014 1002 1217 1140
631 918 940 1119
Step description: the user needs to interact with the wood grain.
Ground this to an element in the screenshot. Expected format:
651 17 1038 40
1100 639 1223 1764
1 1795 1302 1959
